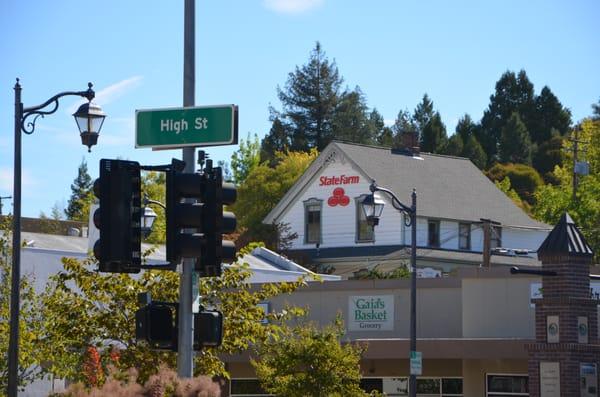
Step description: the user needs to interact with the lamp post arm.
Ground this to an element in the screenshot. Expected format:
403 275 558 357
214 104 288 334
18 80 95 135
370 182 414 215
144 198 166 210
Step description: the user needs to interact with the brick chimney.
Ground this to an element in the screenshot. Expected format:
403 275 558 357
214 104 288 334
526 213 599 396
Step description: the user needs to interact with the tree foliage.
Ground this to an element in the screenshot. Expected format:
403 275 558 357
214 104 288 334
65 159 94 222
231 133 261 185
141 171 166 244
252 316 368 397
0 217 45 391
486 163 543 206
40 245 308 385
499 112 532 165
533 119 600 258
234 150 318 248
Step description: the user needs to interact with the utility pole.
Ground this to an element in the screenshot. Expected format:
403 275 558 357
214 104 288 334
569 127 588 202
480 218 500 268
178 0 196 377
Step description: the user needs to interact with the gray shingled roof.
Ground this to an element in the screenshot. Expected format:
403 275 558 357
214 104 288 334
335 142 548 228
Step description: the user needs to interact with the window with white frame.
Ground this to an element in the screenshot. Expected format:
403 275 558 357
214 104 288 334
486 374 528 396
359 377 463 396
304 198 322 244
356 195 374 242
458 223 471 250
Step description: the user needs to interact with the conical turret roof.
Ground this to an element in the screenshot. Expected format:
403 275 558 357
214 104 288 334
537 213 593 258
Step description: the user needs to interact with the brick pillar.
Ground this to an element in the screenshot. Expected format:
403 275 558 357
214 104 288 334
526 213 600 396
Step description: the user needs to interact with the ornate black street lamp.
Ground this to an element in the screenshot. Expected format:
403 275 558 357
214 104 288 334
361 180 418 397
8 79 105 397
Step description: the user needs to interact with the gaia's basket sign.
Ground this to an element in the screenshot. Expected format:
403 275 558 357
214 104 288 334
348 295 394 331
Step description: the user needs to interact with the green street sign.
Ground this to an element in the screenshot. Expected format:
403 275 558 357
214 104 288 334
135 105 238 149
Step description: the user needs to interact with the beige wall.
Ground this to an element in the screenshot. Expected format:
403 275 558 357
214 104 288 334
462 277 536 338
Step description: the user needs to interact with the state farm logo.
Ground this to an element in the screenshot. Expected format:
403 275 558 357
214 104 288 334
328 187 350 207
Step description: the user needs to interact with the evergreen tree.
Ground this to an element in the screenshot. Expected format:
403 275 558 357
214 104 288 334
391 109 418 149
412 93 434 141
420 112 448 153
65 159 93 221
591 98 600 121
479 70 536 164
499 112 532 164
463 135 487 169
370 108 394 147
331 88 373 145
530 86 571 143
444 134 464 156
272 42 343 152
455 114 478 143
260 117 291 165
532 129 563 183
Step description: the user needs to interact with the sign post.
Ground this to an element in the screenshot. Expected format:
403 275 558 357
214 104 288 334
136 105 238 149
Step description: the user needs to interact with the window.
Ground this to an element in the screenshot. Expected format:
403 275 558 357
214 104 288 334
428 220 440 247
304 199 322 244
359 377 462 396
459 223 471 250
230 379 273 396
356 196 374 242
491 226 502 249
486 374 528 396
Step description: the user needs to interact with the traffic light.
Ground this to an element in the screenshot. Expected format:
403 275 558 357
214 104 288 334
165 161 236 276
93 159 142 273
135 303 177 350
193 309 223 349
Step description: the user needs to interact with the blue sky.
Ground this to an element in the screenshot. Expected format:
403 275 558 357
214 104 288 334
1 0 599 218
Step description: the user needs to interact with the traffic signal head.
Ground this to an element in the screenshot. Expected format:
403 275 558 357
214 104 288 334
135 303 176 350
93 159 141 273
165 164 237 276
194 309 223 349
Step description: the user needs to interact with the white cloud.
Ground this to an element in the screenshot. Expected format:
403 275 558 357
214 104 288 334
263 0 324 14
68 75 143 113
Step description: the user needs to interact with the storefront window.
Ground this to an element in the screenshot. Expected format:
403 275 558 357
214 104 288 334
486 374 528 396
458 223 471 250
356 196 374 242
360 377 462 396
304 199 322 244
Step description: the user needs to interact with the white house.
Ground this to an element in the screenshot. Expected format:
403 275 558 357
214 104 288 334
264 141 551 276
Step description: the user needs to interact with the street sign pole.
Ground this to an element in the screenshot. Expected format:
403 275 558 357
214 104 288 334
177 0 195 378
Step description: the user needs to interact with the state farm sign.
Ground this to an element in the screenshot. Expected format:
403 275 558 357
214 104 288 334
319 174 360 186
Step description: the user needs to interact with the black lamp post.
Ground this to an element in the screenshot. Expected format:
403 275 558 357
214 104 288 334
141 195 164 239
362 181 418 397
8 79 105 397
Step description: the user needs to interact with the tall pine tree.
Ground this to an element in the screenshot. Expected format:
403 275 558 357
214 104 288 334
65 159 93 222
420 112 448 153
499 112 532 165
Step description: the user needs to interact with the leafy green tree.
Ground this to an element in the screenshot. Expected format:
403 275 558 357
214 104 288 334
499 112 532 165
495 177 529 213
65 159 94 222
534 118 600 258
0 217 45 391
532 130 563 183
234 150 318 247
40 245 307 384
231 133 261 184
271 42 343 152
252 317 368 397
487 162 543 206
141 171 166 244
420 112 448 153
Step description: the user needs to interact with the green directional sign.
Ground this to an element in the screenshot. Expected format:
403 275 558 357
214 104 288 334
135 105 238 149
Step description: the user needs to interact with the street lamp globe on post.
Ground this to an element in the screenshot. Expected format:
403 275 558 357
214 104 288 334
361 181 418 397
141 205 158 239
8 79 106 397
